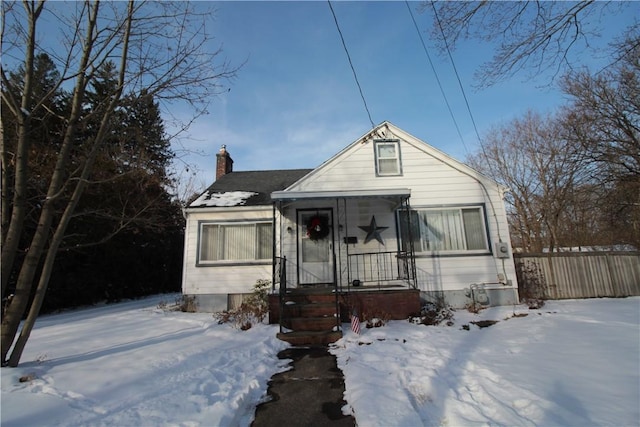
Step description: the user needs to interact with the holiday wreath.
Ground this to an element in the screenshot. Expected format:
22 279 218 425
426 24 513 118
306 214 330 241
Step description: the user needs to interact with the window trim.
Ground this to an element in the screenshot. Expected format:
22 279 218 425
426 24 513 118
374 139 402 177
397 204 492 257
196 219 273 266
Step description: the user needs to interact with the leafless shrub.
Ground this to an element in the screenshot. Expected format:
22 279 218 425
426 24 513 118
412 301 455 326
363 310 391 328
517 259 546 309
176 295 197 313
214 279 270 330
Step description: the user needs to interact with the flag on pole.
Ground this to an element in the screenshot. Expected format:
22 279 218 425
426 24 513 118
351 309 361 335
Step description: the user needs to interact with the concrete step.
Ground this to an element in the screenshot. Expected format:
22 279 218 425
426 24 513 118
284 316 339 332
283 302 336 318
276 330 342 346
281 292 337 304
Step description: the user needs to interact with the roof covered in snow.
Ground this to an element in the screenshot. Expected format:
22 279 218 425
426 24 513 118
189 169 312 208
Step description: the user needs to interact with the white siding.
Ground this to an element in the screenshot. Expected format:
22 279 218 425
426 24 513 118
183 122 518 304
182 207 273 297
283 124 517 293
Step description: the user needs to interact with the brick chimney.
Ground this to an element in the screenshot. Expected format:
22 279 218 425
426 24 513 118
216 145 233 180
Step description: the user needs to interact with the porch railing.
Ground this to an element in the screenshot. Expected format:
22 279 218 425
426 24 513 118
347 251 416 289
273 256 286 293
274 256 287 333
275 254 341 335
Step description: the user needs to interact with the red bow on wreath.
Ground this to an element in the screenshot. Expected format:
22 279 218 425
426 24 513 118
309 218 321 232
306 215 330 241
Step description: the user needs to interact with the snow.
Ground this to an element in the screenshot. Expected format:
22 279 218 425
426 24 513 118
332 298 640 427
190 191 257 207
1 295 290 427
2 296 639 427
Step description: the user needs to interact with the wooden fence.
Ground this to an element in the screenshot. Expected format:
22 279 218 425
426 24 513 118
514 252 640 300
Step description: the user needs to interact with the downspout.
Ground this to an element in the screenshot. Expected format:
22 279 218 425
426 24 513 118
435 162 514 300
477 181 511 287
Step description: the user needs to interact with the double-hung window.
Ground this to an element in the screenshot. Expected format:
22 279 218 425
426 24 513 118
399 206 489 254
374 140 402 176
198 221 272 264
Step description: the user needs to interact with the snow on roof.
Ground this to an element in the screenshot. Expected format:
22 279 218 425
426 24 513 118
190 191 258 207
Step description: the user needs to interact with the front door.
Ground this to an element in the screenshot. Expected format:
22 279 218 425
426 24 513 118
297 209 334 285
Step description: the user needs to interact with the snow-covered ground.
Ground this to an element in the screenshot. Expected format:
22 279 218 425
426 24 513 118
2 295 638 427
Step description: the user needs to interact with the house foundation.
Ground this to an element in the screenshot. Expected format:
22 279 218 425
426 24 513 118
269 288 421 324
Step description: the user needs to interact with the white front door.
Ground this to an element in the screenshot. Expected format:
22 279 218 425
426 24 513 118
297 209 334 285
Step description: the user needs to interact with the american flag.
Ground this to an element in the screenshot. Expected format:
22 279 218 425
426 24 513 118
351 310 361 335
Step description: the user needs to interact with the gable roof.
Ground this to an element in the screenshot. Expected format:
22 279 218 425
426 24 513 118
189 169 312 208
285 121 506 193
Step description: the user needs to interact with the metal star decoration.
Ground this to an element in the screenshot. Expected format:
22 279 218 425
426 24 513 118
358 216 388 245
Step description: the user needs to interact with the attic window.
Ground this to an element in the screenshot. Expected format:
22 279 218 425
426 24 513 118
374 140 402 176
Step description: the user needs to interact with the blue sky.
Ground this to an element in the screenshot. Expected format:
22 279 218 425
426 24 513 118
174 1 636 189
5 0 633 190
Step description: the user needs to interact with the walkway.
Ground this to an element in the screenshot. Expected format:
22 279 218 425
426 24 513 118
252 346 355 427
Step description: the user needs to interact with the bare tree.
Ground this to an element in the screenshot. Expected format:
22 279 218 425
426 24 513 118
467 111 589 252
424 1 638 87
1 0 236 366
560 34 640 247
561 36 640 180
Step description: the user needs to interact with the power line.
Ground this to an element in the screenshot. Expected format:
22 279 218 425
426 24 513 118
428 2 502 248
327 0 375 129
430 2 484 149
404 0 468 153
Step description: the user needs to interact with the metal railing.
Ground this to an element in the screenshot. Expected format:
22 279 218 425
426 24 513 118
275 254 342 336
347 250 416 289
274 256 287 333
273 256 286 292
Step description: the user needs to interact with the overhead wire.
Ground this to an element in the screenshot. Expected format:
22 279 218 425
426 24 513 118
404 0 468 153
429 2 484 150
327 0 376 129
425 2 508 282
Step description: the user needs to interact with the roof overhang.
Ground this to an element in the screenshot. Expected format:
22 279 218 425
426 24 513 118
271 188 411 201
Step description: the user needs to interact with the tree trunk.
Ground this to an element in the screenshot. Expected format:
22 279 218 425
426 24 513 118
8 132 105 366
0 1 43 297
4 0 133 367
1 1 98 364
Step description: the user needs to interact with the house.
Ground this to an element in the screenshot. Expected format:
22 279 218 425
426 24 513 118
182 122 518 342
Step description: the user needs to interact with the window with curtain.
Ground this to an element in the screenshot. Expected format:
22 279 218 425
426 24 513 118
199 222 272 263
375 140 402 176
398 206 489 254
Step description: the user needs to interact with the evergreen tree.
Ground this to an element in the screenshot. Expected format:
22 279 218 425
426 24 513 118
2 58 183 311
1 0 235 367
44 64 184 310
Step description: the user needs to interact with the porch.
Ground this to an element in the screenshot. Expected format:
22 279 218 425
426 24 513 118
269 253 421 345
269 189 419 345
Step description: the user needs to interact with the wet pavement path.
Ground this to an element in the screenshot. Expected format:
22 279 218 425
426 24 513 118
252 346 355 427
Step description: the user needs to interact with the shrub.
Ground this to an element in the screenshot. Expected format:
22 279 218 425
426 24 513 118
214 279 270 330
362 309 391 328
465 301 483 314
412 301 455 326
516 259 546 309
177 295 197 313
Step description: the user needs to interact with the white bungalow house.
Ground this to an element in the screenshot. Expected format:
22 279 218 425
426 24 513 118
182 122 518 343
